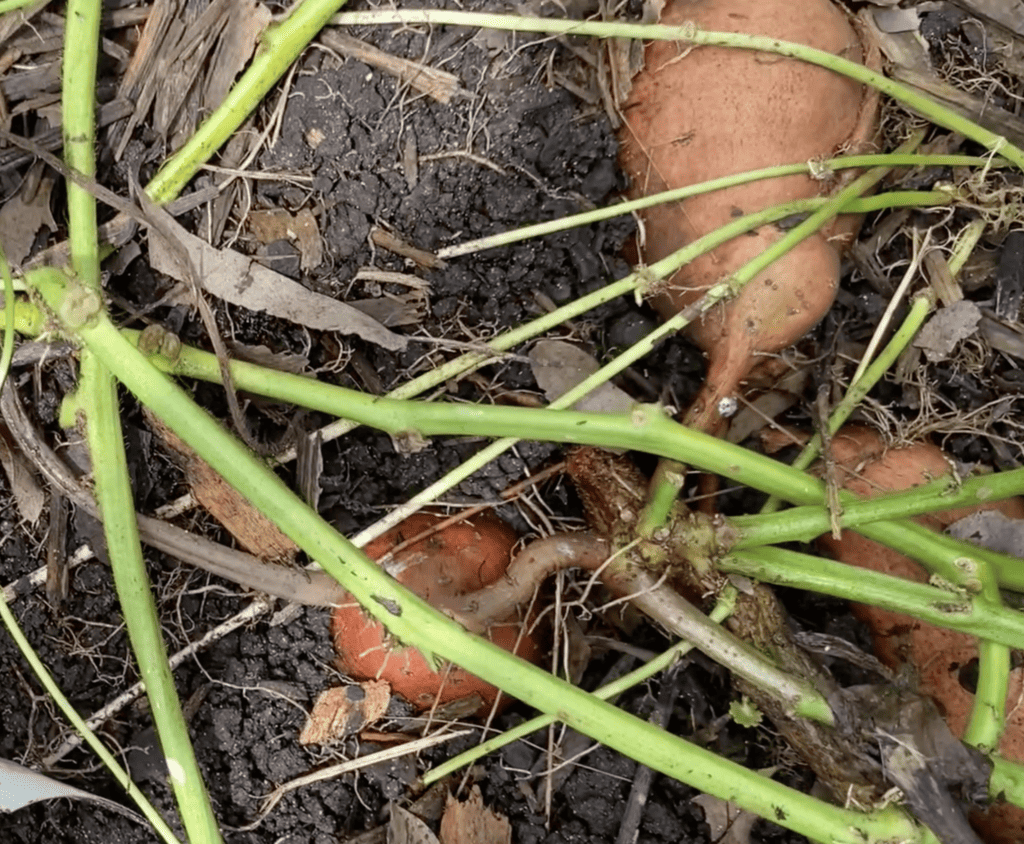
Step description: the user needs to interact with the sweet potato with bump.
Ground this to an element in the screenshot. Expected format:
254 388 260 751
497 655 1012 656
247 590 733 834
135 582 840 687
618 0 879 434
816 427 1024 843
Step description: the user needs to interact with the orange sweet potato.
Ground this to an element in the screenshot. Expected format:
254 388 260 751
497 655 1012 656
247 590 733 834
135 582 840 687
330 512 541 712
619 0 879 434
817 427 1024 842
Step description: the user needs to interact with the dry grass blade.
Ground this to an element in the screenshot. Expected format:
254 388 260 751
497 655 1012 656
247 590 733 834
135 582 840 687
320 29 467 104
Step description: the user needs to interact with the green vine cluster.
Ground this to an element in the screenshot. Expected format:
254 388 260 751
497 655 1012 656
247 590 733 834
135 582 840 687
1 4 1023 844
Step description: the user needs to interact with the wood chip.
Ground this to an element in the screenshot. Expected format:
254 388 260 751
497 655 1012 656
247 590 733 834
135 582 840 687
299 681 391 745
320 29 465 104
371 227 446 270
247 206 324 271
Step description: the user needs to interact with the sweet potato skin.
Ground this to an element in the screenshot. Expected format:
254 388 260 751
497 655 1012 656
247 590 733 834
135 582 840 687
330 513 540 712
619 0 878 432
816 427 1024 843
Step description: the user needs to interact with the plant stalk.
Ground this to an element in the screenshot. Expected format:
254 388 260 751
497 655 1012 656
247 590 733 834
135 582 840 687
28 269 931 844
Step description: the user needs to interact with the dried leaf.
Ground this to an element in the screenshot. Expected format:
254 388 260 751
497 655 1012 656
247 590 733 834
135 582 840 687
873 7 921 33
947 510 1024 557
439 786 511 844
0 757 146 825
913 300 981 362
147 215 406 350
204 0 271 112
952 0 1024 38
371 228 445 270
0 427 44 524
389 803 440 844
228 340 309 373
529 340 633 413
146 411 298 563
692 793 759 844
320 30 464 104
726 366 810 444
849 688 990 844
979 314 1024 361
0 176 56 268
348 291 427 328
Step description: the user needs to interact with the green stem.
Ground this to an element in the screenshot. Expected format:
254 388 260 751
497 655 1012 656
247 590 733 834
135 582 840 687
145 0 351 205
62 0 101 291
331 11 1024 168
78 352 223 842
991 756 1024 809
734 469 1024 555
109 324 823 499
63 3 221 839
950 217 987 276
0 246 16 390
802 290 933 465
30 272 928 844
963 558 1009 753
0 0 42 12
723 546 1024 650
439 153 997 258
96 316 1024 594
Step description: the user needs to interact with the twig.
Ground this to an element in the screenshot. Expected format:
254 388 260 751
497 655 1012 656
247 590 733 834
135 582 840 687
616 665 682 844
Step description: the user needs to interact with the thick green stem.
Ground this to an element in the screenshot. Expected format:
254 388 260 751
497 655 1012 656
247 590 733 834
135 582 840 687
734 469 1024 551
963 559 1010 753
77 352 222 842
29 270 930 844
723 546 1024 650
62 3 222 839
62 0 101 292
99 319 1024 591
991 756 1024 809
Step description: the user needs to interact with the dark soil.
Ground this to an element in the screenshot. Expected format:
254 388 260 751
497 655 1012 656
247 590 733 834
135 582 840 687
0 3 723 843
3 2 1023 844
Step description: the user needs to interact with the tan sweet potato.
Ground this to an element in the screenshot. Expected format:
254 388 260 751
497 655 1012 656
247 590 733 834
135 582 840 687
619 0 879 434
816 427 1024 842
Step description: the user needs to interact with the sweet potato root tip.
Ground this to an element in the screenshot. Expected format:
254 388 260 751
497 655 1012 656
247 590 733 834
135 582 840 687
618 0 879 433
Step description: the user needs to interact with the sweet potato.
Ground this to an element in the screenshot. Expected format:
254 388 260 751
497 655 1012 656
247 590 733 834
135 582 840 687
618 0 879 434
816 427 1024 842
330 512 541 712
